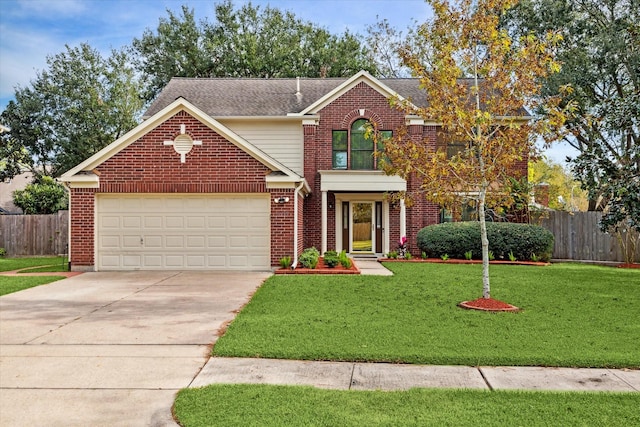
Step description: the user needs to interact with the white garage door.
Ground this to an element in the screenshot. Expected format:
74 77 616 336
96 194 270 270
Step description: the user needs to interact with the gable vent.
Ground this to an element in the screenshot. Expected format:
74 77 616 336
174 134 194 155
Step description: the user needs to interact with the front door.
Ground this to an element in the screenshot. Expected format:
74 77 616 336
352 202 373 253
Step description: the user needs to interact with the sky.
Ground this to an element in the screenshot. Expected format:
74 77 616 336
0 0 576 164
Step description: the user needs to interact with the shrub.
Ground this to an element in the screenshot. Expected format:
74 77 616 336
13 175 68 214
323 250 339 268
338 250 352 268
417 222 554 262
387 250 398 259
0 248 6 257
279 256 292 269
299 247 320 269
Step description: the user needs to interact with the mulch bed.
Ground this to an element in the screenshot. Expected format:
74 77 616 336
458 297 521 312
618 263 640 269
275 257 360 274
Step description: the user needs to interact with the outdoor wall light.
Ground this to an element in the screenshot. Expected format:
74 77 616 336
274 197 290 204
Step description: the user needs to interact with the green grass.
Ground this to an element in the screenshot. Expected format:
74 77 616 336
0 256 67 272
352 240 372 251
214 263 640 368
174 384 640 427
0 275 65 296
0 257 68 296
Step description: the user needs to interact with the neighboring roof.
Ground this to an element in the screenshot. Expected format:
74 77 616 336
144 74 430 118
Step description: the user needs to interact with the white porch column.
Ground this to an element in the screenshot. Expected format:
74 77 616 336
321 191 328 254
400 198 406 239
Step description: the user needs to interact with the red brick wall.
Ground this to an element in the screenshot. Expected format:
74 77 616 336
97 112 269 193
304 82 410 251
69 110 292 269
303 82 443 254
69 188 96 267
269 189 300 265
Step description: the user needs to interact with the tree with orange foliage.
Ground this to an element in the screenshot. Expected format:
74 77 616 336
378 0 567 300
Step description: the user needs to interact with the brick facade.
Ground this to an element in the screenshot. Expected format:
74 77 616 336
303 82 442 255
66 76 529 269
68 111 297 270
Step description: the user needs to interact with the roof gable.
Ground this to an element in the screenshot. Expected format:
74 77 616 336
60 98 301 183
294 70 414 115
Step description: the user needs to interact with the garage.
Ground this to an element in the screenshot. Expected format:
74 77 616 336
96 194 270 271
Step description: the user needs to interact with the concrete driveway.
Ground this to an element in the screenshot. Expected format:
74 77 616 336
0 270 270 427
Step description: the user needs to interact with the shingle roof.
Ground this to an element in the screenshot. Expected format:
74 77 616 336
144 77 431 118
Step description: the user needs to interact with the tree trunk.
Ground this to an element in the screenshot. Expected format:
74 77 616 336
478 183 490 299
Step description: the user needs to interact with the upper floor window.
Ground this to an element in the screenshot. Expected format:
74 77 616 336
332 119 391 170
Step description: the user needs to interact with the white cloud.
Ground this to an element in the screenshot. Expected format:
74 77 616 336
0 23 59 97
14 0 88 18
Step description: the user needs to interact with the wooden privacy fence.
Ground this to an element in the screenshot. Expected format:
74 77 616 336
0 211 68 256
540 211 639 263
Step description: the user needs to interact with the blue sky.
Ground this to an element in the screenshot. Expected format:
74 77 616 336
0 0 576 163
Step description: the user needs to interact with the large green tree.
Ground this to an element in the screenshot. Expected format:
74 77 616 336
0 44 143 178
132 1 375 101
505 0 640 232
380 0 564 300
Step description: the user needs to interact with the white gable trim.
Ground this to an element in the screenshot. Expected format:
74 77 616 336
292 70 416 116
60 98 301 182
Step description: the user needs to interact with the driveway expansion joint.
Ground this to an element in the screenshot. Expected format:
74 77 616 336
477 367 494 390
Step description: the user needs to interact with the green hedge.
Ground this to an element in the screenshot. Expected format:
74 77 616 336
416 222 554 262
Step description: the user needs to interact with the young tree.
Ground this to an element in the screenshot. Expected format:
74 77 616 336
380 0 564 300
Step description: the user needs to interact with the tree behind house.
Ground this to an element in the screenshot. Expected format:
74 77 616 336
0 44 143 178
505 0 639 232
132 1 375 101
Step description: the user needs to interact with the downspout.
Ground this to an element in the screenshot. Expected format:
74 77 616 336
290 181 305 269
57 179 72 270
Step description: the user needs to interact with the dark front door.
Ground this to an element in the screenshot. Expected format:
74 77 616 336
375 201 383 253
342 202 350 252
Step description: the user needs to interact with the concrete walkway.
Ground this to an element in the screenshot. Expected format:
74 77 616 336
0 271 270 427
355 259 394 276
191 357 640 392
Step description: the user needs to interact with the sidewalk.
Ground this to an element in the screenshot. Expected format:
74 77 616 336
190 357 640 392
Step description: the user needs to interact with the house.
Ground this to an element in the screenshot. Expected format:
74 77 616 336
0 169 34 214
59 71 528 271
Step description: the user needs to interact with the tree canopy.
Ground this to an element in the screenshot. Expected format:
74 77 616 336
380 0 564 298
529 157 588 211
1 44 143 178
133 1 375 101
505 0 639 231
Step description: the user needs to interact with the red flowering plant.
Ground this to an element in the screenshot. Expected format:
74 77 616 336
398 236 408 259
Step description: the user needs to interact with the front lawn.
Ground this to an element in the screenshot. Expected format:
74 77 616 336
0 256 68 296
174 384 640 427
214 263 640 368
0 275 65 296
0 256 67 272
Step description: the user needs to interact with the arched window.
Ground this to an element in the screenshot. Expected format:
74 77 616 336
332 119 391 170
